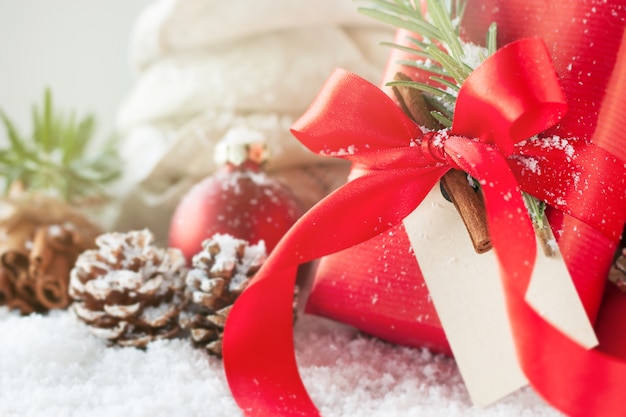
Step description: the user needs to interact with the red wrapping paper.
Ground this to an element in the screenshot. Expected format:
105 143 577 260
222 1 626 416
309 222 451 354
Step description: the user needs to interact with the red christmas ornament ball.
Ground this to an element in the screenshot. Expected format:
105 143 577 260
168 129 304 263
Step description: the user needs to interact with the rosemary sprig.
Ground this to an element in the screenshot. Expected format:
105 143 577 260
358 0 498 126
357 0 550 252
523 193 547 230
0 88 121 205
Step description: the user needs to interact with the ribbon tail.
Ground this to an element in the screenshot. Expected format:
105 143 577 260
223 166 448 417
446 138 595 414
502 228 626 417
447 127 626 417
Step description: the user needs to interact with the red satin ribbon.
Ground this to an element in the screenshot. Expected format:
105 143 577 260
223 38 626 417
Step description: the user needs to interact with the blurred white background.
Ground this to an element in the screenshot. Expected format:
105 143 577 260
0 0 152 140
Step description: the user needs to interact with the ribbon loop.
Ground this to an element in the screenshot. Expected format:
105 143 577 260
453 38 568 155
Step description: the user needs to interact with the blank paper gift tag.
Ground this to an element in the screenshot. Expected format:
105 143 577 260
403 187 597 406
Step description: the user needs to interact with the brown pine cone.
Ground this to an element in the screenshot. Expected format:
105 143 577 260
181 234 267 356
69 229 186 348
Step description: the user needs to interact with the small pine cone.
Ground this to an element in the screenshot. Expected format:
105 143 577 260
69 229 186 348
181 234 267 356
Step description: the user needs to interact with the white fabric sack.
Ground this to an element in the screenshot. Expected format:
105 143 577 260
112 0 393 244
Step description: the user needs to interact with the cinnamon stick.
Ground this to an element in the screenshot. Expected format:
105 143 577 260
30 225 76 309
0 269 14 305
12 276 39 313
392 72 492 253
46 224 78 251
36 272 70 309
439 170 491 253
0 196 101 313
7 297 36 315
29 226 54 279
2 251 30 284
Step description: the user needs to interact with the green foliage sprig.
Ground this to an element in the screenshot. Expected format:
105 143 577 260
358 0 497 127
358 0 550 247
0 88 121 204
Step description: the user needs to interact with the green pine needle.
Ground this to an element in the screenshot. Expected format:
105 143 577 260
397 59 448 76
486 22 498 56
523 191 547 230
387 79 450 99
381 42 431 61
359 8 442 40
426 0 464 60
422 94 455 120
429 76 460 93
358 0 481 87
357 0 484 126
0 88 121 204
430 111 453 128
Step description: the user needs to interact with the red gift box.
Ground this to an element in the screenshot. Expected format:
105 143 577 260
222 1 626 416
308 0 626 357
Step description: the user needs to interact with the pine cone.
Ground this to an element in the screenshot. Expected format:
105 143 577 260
181 234 267 356
69 229 186 348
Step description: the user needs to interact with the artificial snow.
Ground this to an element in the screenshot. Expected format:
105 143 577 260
460 42 489 70
0 308 562 417
188 234 266 292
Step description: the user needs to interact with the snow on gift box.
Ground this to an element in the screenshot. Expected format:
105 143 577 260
222 1 626 416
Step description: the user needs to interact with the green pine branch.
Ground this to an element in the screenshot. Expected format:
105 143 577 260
0 88 121 204
358 0 549 248
358 0 498 126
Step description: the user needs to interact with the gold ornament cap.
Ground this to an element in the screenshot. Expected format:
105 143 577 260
214 127 268 166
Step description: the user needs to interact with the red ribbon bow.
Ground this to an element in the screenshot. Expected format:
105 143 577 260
223 38 626 417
